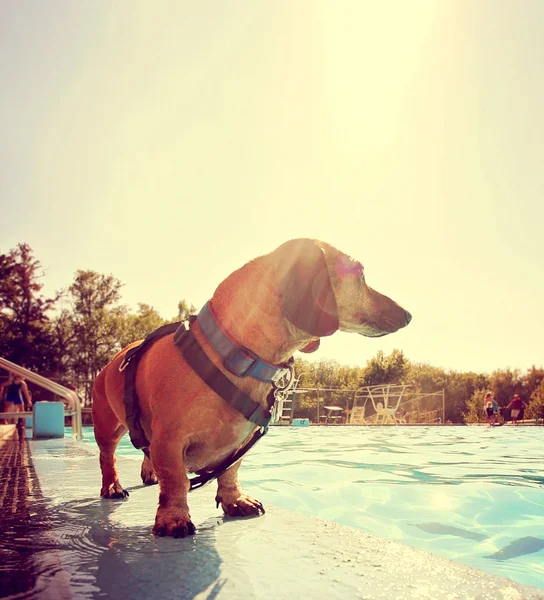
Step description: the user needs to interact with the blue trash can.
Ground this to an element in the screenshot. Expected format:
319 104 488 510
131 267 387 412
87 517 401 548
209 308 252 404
33 402 65 439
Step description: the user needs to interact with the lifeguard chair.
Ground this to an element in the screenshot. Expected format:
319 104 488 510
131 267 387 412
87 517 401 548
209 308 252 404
350 384 410 425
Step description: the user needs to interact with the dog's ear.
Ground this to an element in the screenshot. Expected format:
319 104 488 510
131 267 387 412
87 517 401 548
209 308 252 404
299 339 321 353
280 240 339 337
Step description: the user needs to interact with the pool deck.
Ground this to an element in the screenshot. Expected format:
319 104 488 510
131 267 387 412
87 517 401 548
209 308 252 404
1 424 543 600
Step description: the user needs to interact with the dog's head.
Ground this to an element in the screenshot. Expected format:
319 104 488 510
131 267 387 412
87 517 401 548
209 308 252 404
274 238 411 352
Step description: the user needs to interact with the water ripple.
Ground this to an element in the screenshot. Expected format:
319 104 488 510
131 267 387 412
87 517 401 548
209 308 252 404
76 425 544 589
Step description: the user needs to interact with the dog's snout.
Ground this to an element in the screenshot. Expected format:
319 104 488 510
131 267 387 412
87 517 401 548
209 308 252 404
366 286 412 333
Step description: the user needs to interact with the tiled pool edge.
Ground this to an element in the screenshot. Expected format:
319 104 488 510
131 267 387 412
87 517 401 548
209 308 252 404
0 427 73 599
3 433 542 599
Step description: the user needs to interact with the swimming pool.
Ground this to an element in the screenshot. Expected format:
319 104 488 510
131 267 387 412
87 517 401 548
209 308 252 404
81 425 544 589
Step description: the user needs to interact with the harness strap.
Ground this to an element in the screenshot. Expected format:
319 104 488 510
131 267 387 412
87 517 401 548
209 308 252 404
173 321 272 429
121 322 180 456
186 423 268 490
120 318 276 491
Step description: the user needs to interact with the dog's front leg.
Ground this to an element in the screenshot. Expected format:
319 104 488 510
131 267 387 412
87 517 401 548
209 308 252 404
216 461 265 517
151 437 195 537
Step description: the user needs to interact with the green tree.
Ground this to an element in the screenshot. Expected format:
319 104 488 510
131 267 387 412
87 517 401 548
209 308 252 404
360 349 408 387
175 299 197 322
463 388 488 424
118 303 166 348
527 380 544 420
404 362 447 391
293 393 319 421
522 366 544 401
0 243 59 370
292 358 316 388
488 368 523 408
444 371 488 423
0 252 15 290
66 270 125 403
48 309 78 378
313 358 341 388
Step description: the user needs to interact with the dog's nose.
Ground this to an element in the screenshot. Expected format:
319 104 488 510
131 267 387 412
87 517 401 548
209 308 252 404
404 310 412 326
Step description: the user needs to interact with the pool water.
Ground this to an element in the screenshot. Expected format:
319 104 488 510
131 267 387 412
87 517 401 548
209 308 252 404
81 425 544 589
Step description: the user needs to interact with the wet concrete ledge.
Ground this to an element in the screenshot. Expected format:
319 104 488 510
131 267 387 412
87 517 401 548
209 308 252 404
1 435 543 600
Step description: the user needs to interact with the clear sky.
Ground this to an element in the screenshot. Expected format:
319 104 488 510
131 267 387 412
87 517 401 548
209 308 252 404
1 1 543 375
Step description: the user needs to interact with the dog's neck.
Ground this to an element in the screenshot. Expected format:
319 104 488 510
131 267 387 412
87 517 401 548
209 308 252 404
209 260 310 365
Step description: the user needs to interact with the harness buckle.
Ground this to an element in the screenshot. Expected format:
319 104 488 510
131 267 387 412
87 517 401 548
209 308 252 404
223 346 259 378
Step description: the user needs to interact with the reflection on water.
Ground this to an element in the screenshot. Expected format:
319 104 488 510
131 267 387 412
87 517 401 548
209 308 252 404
2 426 543 597
235 426 544 589
0 437 229 600
80 425 544 588
1 491 228 599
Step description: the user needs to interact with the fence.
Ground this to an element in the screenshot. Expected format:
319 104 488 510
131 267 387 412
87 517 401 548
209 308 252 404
274 383 445 425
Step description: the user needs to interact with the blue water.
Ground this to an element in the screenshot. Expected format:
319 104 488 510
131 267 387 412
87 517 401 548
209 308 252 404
82 425 544 589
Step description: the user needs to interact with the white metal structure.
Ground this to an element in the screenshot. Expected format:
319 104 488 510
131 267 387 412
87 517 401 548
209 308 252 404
0 357 83 440
271 373 306 424
271 379 446 426
350 384 411 425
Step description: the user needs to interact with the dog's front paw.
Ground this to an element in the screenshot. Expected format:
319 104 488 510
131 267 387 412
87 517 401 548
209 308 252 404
216 494 265 517
100 483 129 500
153 508 196 538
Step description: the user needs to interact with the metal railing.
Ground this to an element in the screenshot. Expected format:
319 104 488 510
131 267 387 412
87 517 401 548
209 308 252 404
0 357 83 440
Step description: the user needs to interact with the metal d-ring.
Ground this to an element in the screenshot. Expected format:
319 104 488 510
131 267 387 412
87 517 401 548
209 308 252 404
273 364 296 393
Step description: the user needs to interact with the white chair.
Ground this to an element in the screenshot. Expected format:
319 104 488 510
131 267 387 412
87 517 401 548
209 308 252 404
375 401 398 425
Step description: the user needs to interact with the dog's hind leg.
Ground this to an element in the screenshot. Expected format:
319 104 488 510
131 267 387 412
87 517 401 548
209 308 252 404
216 461 265 517
150 433 195 537
96 426 129 499
141 454 158 486
95 420 129 499
92 374 129 499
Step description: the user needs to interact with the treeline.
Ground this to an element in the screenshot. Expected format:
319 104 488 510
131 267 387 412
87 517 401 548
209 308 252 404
1 243 543 421
292 351 544 423
0 243 195 403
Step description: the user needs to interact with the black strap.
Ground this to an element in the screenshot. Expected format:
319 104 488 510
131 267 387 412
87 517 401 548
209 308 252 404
173 323 272 429
120 318 274 491
122 322 181 455
188 425 267 490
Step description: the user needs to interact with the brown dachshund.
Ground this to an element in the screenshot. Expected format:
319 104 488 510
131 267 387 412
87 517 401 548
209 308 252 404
92 239 411 537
